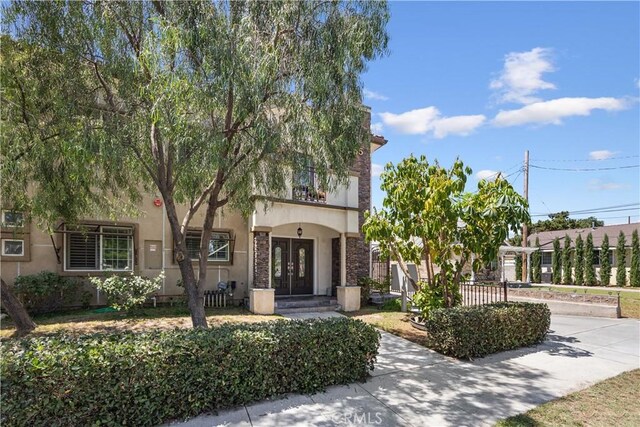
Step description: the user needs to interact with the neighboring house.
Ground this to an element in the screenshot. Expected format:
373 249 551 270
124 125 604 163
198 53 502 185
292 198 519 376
527 222 639 285
0 109 386 313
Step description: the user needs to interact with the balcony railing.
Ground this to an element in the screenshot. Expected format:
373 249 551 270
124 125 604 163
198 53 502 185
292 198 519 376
292 167 327 204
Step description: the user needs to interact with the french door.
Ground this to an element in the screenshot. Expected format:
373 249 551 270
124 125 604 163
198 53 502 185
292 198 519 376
272 238 314 295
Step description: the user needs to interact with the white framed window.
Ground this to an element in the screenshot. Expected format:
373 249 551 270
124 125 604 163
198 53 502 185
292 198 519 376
64 225 134 271
185 231 231 262
2 239 24 256
2 211 24 228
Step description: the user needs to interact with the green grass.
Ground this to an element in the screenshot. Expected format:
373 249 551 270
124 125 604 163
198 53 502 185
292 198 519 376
496 369 640 426
0 306 279 339
531 285 640 318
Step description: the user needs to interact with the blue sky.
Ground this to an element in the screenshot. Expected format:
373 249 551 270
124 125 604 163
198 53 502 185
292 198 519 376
364 1 640 225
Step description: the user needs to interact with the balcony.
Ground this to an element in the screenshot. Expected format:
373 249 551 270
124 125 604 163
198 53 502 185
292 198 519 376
292 167 327 204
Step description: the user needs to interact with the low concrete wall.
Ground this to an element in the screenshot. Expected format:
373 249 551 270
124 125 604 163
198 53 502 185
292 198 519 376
337 286 361 312
509 296 621 318
249 288 275 315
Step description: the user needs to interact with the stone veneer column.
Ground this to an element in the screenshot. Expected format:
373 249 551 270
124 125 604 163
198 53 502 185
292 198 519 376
252 230 270 288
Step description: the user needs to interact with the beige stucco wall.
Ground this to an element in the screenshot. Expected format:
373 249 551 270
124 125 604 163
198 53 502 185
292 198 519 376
0 194 251 305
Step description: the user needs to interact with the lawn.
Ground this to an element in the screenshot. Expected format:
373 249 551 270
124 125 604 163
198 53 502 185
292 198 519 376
496 369 640 426
0 306 279 339
531 285 640 319
345 307 429 346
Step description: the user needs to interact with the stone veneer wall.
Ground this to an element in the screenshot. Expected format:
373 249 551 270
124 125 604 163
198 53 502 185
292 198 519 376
331 237 340 294
344 110 373 285
253 231 270 288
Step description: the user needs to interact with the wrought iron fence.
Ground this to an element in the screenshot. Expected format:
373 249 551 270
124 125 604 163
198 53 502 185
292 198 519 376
461 281 508 306
371 248 390 284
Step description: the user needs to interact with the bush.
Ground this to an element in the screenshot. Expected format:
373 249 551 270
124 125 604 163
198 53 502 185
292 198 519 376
358 276 391 305
412 281 462 318
381 298 401 311
13 272 88 314
89 273 163 311
0 318 379 427
423 302 550 359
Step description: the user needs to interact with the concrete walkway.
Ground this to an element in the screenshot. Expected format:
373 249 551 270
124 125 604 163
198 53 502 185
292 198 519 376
167 314 639 427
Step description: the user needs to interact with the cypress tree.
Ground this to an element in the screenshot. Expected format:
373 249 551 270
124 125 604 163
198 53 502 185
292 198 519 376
513 236 522 281
616 231 627 286
532 237 541 283
631 230 640 287
574 234 584 285
599 234 611 286
584 233 596 286
552 237 562 284
562 235 572 284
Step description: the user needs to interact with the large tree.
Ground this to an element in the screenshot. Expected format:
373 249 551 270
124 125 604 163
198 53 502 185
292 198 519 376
362 155 529 314
599 233 611 286
1 1 389 327
530 211 603 234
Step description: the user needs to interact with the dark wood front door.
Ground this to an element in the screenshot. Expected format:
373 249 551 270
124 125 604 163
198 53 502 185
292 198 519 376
272 238 314 295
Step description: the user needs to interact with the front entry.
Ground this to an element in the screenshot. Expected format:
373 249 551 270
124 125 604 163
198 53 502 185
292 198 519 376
272 238 314 296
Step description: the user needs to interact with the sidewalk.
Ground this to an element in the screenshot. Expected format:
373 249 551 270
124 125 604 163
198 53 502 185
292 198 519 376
166 314 639 427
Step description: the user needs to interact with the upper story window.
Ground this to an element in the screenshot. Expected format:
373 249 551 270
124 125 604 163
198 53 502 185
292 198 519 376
2 239 24 256
64 224 134 271
2 210 25 228
185 230 231 262
292 160 326 204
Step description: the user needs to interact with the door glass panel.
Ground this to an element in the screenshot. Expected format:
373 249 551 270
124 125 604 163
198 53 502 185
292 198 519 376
274 246 282 278
298 248 305 277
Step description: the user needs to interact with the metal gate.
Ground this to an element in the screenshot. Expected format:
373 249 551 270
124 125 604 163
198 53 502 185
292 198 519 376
371 248 390 283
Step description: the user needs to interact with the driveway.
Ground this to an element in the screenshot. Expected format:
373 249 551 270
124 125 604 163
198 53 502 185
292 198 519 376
167 315 639 427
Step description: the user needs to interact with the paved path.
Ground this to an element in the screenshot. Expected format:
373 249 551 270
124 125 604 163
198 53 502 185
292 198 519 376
167 314 639 427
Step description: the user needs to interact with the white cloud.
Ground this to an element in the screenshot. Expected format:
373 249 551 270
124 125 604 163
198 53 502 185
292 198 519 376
490 47 556 104
379 107 485 138
492 97 630 127
370 122 384 135
476 169 500 181
363 88 389 101
588 179 626 191
589 150 617 160
371 163 384 178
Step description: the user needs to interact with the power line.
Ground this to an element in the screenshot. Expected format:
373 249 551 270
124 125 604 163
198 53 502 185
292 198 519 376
531 155 639 163
529 164 639 172
531 206 640 217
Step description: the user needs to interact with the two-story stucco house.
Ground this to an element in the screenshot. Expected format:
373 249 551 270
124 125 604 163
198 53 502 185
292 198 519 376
0 109 386 314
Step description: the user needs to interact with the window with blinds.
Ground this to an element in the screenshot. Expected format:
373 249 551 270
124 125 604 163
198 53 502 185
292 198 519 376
64 225 133 271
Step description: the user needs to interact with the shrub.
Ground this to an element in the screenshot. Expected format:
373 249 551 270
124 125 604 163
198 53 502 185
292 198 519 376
574 235 584 285
631 230 640 287
600 234 611 286
616 231 627 286
0 318 379 427
13 272 88 314
551 237 562 284
381 298 402 311
358 276 391 305
412 281 462 318
423 302 550 359
89 273 163 311
584 232 596 286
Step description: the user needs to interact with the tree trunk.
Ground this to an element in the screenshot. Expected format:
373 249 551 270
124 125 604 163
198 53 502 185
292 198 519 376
163 197 209 328
0 278 36 336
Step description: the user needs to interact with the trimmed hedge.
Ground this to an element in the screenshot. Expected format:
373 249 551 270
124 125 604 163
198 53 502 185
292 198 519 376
424 302 550 359
1 318 379 427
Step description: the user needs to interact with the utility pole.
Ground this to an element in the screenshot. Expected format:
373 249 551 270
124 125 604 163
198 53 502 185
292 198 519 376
522 150 529 282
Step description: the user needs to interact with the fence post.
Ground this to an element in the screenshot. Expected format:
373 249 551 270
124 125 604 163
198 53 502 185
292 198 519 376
503 281 508 302
401 276 407 312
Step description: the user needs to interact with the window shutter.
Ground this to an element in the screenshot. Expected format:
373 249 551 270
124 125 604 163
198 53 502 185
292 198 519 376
67 232 98 269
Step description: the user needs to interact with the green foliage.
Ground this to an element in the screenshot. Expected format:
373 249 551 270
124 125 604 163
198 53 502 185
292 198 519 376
530 211 603 234
363 155 529 313
562 235 572 284
423 302 550 359
551 238 562 284
599 234 611 286
13 272 87 314
0 318 379 426
380 298 402 312
630 230 640 287
574 235 584 285
513 235 522 280
584 233 596 286
616 231 627 286
531 238 542 283
89 273 163 312
412 281 462 318
358 276 391 306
